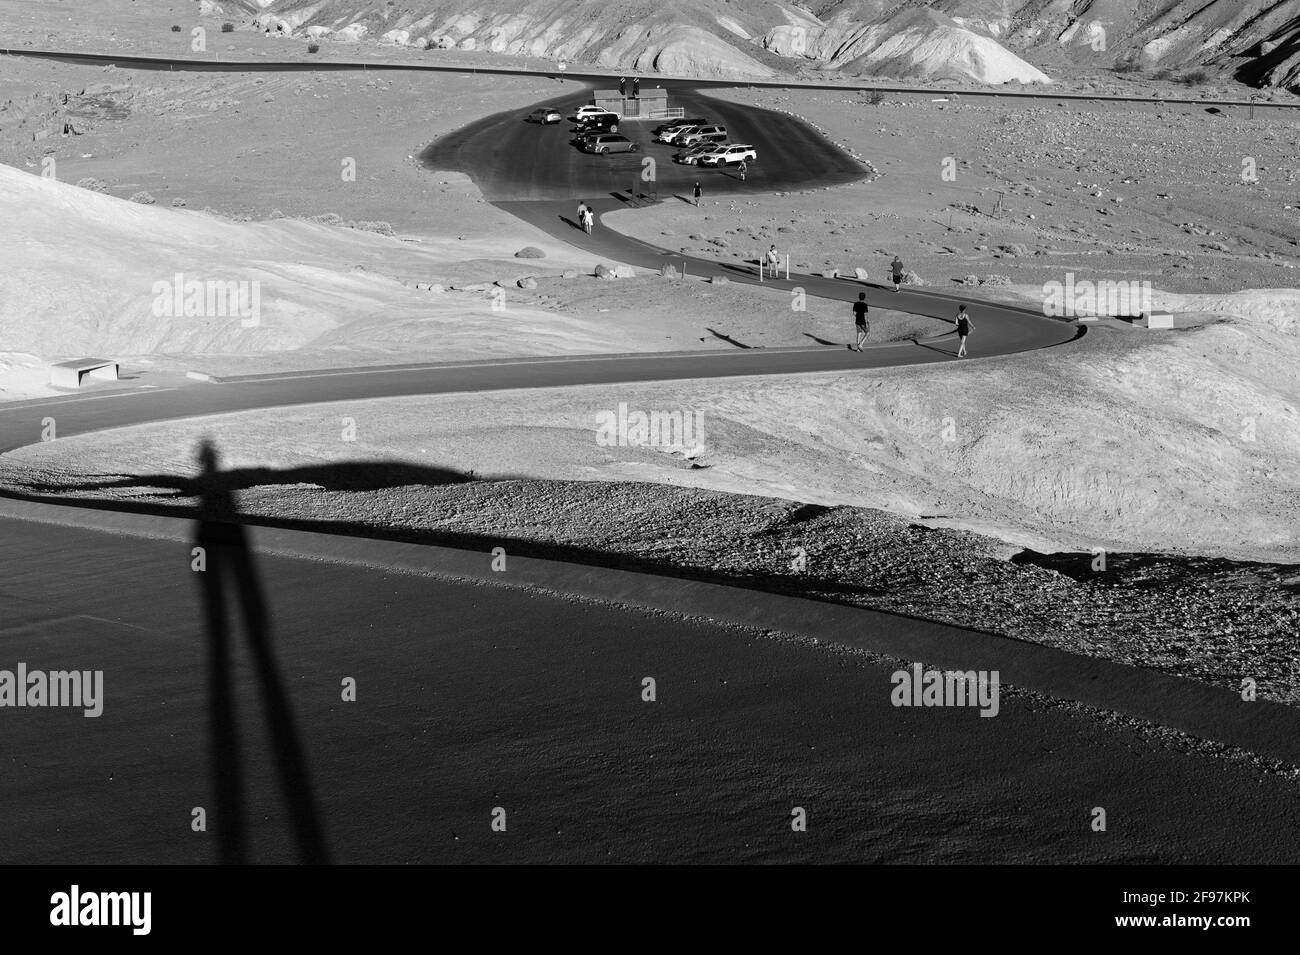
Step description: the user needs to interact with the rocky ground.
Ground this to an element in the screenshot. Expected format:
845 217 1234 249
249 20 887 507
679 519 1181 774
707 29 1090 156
613 87 1300 300
4 467 1297 706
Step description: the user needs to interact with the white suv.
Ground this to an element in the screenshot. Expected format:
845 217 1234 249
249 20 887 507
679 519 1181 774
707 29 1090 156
572 104 616 122
700 143 757 166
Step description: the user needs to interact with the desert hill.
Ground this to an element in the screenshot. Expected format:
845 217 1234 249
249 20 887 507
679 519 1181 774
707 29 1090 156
215 0 1300 88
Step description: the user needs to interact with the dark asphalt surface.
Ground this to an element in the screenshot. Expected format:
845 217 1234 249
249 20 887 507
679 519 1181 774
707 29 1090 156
4 514 1298 864
420 83 866 200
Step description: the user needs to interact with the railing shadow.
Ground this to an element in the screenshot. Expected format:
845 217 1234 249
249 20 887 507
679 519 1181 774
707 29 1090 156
193 439 331 865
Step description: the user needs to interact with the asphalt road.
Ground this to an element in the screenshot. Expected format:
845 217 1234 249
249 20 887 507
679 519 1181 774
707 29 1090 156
4 47 1294 112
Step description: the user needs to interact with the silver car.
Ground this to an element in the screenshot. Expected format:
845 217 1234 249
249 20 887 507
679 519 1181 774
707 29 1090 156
582 134 639 154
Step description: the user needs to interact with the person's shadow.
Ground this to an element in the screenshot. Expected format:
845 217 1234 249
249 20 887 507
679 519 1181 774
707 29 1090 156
194 439 331 865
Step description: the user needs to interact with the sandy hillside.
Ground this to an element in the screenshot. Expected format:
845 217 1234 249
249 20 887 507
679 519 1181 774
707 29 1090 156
0 160 942 398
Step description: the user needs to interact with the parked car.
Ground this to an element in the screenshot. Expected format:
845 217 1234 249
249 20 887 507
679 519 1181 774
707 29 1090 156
699 143 758 166
651 117 707 137
677 124 727 147
574 111 621 133
656 123 701 144
525 106 563 124
572 124 620 146
571 105 611 122
581 134 639 154
673 143 727 165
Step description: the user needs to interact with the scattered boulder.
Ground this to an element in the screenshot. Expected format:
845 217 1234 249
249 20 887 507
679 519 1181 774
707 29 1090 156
514 246 546 259
253 14 291 35
612 265 635 278
305 26 331 40
661 264 679 278
962 274 979 286
334 24 368 42
981 274 1012 287
561 269 580 279
902 270 924 286
854 267 869 281
822 268 839 279
76 178 109 193
594 264 616 280
129 191 156 205
517 276 538 290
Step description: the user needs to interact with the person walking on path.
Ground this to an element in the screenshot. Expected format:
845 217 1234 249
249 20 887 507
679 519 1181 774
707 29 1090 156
738 160 747 181
955 304 973 357
576 200 588 230
693 181 702 206
766 244 780 276
890 255 905 291
582 206 594 234
852 292 870 351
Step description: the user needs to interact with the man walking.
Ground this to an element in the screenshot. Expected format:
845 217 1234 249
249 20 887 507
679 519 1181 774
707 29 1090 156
955 304 973 357
890 255 905 291
738 160 747 181
576 200 588 230
852 292 870 351
693 181 702 206
766 244 780 277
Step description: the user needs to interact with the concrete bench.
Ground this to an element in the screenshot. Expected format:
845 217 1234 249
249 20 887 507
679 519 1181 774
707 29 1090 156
50 357 119 389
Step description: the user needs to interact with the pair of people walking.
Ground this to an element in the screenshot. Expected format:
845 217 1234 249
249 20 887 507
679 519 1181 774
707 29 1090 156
848 295 973 357
576 200 594 234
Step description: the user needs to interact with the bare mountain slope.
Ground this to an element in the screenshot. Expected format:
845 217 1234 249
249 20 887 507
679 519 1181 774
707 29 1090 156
229 0 1300 87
